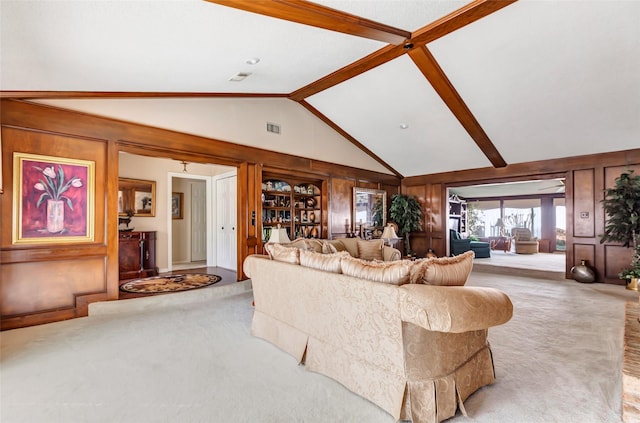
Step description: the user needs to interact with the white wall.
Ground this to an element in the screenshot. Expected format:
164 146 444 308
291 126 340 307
35 98 391 174
119 152 233 271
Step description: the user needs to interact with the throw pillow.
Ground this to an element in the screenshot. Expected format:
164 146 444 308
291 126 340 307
325 239 349 254
300 250 349 273
305 239 324 253
341 256 413 285
265 243 300 264
356 238 384 261
410 250 474 286
321 241 338 254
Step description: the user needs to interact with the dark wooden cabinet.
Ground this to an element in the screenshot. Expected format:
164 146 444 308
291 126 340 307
118 231 158 280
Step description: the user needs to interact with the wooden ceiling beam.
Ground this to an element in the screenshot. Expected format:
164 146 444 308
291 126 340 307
289 0 517 101
408 46 507 168
410 0 518 46
205 0 411 45
297 100 403 178
290 44 406 101
0 91 289 99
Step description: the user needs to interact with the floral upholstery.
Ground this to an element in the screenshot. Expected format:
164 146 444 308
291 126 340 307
244 254 513 423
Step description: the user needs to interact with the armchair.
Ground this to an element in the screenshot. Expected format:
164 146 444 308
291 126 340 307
450 229 491 258
511 228 539 254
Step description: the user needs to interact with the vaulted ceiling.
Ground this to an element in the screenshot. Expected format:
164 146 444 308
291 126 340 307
1 0 639 180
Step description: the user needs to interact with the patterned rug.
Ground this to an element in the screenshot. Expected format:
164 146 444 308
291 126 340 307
120 274 222 294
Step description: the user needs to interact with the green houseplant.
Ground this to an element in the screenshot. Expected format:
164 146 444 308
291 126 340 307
389 194 423 256
600 169 640 289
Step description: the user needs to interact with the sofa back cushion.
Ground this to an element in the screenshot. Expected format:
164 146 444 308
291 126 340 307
265 243 300 264
341 256 413 285
300 250 350 273
410 250 474 286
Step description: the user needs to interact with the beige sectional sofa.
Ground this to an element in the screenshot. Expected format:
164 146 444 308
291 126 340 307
244 241 513 423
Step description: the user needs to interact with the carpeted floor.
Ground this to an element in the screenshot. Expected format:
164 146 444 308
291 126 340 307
1 272 636 422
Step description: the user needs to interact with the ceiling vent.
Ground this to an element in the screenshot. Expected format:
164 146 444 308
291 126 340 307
266 122 280 134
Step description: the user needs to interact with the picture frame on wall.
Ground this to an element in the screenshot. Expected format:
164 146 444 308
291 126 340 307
12 152 95 244
171 192 184 220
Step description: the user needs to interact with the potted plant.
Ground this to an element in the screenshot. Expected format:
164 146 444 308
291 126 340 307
600 170 640 290
389 194 423 256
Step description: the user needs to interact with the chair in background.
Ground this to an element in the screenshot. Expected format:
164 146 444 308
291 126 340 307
449 229 491 258
511 227 539 254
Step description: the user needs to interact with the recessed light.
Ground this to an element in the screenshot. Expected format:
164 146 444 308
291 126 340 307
229 72 251 82
399 123 409 129
246 57 260 65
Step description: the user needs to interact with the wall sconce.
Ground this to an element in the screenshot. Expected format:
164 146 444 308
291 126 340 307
180 160 189 173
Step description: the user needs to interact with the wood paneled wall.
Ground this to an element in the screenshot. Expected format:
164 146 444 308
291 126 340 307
0 99 400 329
403 149 640 284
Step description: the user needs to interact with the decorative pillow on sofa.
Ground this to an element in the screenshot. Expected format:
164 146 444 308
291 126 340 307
265 243 301 264
356 238 384 261
341 256 413 285
325 239 349 254
304 239 324 253
300 250 350 273
410 250 474 286
321 241 338 254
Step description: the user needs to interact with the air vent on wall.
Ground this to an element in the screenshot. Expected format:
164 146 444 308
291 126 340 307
266 122 280 134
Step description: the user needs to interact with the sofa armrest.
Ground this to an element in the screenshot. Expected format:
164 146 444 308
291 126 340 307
383 246 401 261
243 254 271 278
399 284 513 333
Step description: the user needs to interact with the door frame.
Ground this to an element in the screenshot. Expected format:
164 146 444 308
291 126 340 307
167 172 214 272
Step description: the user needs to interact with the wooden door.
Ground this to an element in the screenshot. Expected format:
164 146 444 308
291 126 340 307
190 181 207 262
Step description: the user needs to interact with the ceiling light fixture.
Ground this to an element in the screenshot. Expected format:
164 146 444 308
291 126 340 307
245 57 260 65
399 123 409 129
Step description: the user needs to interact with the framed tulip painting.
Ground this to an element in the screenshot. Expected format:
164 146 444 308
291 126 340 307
13 152 95 244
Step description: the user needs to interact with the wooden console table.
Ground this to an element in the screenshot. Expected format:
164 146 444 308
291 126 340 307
118 231 158 280
623 302 640 422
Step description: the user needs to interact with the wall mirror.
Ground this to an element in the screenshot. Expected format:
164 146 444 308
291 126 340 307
353 187 386 232
118 178 156 217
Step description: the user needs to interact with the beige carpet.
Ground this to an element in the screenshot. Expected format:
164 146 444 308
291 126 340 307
1 271 636 422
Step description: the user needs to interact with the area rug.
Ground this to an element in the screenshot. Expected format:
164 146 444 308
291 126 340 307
120 274 221 294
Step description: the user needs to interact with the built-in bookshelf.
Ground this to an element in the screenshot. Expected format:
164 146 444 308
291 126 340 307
261 176 322 243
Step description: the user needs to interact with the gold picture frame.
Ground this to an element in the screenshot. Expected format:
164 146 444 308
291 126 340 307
172 192 184 219
13 152 95 244
118 178 156 217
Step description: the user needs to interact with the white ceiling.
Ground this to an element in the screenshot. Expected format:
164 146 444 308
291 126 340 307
1 0 639 178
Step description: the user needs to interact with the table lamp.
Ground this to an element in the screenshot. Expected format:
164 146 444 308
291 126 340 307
381 223 400 247
267 224 290 244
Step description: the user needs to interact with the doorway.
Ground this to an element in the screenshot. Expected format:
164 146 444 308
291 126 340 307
447 177 566 274
169 174 211 271
167 170 238 272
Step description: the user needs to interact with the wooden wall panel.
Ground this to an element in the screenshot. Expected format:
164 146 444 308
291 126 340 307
601 164 640 281
573 169 595 238
605 245 634 280
1 124 109 328
1 258 105 316
330 177 355 237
